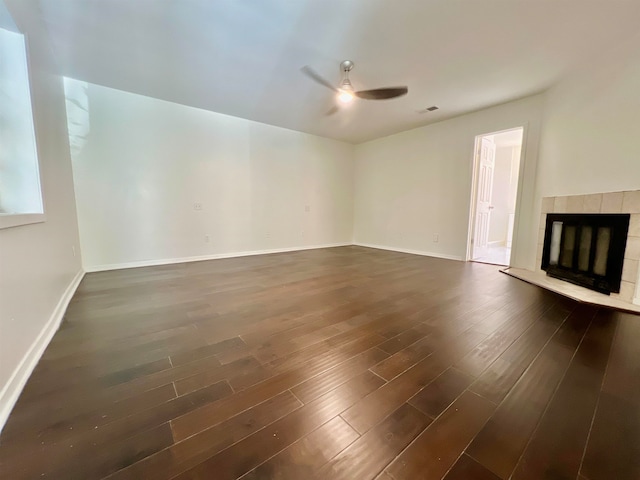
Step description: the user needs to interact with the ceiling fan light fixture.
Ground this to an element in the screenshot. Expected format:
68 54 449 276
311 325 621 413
337 89 355 104
338 79 354 104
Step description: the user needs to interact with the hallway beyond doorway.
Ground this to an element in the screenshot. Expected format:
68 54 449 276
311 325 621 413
472 243 511 266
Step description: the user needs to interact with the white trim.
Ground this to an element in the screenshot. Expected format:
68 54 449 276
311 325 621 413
0 213 46 230
353 242 463 261
84 243 352 272
0 268 85 434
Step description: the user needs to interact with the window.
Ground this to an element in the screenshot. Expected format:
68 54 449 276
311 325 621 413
0 3 44 229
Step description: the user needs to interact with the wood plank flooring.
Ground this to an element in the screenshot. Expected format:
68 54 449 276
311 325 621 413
1 246 639 479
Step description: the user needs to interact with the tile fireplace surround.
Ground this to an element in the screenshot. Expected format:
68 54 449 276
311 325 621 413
505 190 640 314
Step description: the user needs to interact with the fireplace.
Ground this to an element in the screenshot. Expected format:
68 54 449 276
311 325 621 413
541 213 630 294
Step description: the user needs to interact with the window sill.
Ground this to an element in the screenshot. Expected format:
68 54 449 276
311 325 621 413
0 213 46 230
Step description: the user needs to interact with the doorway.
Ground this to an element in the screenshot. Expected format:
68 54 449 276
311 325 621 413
468 127 524 266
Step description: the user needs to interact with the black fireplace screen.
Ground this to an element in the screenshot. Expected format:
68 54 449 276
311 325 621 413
541 213 630 294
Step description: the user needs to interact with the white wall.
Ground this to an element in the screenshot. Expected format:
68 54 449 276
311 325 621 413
0 0 82 431
536 31 640 202
489 144 520 244
488 146 513 244
69 81 354 270
353 95 543 268
530 30 640 298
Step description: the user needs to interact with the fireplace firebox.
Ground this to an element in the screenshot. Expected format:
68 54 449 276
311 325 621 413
541 213 630 294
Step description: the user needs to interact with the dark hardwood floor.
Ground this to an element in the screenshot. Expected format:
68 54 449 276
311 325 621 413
1 246 638 479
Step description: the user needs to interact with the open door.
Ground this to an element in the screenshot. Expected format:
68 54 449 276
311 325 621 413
469 127 523 266
472 136 496 260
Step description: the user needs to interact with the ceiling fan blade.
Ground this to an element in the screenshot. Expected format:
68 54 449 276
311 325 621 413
325 105 339 116
354 87 408 100
301 66 339 92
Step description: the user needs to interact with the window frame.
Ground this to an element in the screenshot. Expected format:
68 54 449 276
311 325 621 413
0 23 46 230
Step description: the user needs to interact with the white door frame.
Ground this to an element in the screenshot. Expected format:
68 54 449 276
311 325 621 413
466 125 527 265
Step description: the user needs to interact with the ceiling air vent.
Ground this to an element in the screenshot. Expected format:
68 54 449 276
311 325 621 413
418 105 439 114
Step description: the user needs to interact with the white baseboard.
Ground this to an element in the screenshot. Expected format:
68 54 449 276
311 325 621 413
84 243 352 272
353 242 464 261
0 269 85 434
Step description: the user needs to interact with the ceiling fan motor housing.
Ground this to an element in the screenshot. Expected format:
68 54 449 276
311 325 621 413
340 60 355 91
340 60 354 72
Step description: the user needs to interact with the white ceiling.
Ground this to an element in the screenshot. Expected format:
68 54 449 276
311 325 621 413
17 0 640 143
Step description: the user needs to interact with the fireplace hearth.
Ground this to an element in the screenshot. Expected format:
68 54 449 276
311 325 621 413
541 213 630 294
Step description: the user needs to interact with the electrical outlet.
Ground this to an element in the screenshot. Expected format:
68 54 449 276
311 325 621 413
204 235 210 243
305 205 311 212
72 245 76 257
193 203 202 210
433 234 439 243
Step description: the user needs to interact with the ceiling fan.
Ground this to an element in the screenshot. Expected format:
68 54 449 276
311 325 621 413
301 60 408 114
